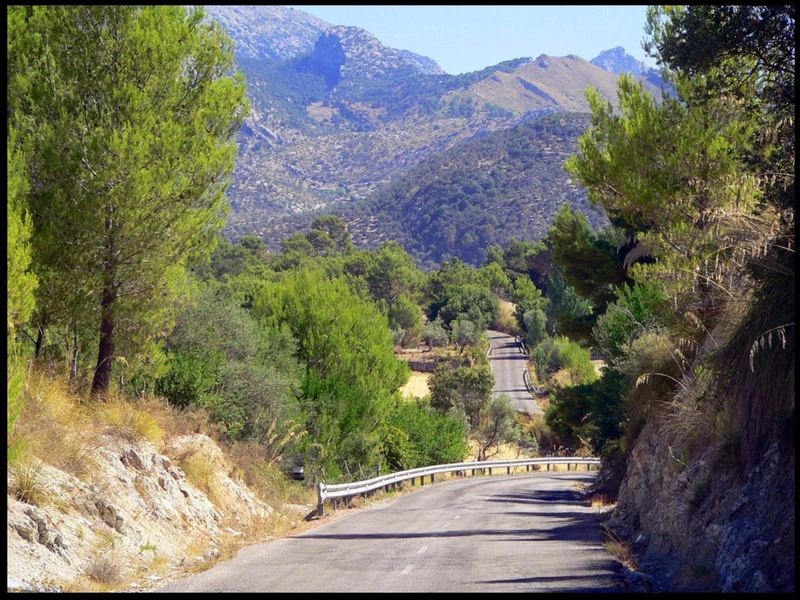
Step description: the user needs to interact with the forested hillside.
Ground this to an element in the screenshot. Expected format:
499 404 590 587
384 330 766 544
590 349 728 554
341 112 607 267
201 6 666 257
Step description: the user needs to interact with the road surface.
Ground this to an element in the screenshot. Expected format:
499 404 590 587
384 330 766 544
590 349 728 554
160 471 620 593
488 329 541 415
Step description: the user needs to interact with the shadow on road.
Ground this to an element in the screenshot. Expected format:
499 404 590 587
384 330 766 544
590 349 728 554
477 571 619 592
485 489 586 507
292 519 603 544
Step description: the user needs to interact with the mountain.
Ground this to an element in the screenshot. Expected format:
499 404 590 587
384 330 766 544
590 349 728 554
590 46 651 76
203 7 666 260
202 5 329 62
341 112 606 267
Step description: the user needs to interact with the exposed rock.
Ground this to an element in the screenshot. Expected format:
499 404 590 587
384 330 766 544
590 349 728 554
7 433 274 591
607 418 794 592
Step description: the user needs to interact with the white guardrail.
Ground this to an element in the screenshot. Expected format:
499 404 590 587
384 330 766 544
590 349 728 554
314 456 600 516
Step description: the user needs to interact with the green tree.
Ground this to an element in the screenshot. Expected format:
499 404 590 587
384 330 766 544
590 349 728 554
450 318 479 353
388 294 423 348
429 365 494 429
7 135 37 338
382 399 469 469
593 282 669 359
309 215 354 255
423 318 449 348
365 242 424 307
512 276 547 331
475 395 520 460
480 262 511 297
8 6 249 396
522 307 548 348
157 284 301 440
437 284 499 330
544 266 594 340
547 205 628 310
253 268 409 477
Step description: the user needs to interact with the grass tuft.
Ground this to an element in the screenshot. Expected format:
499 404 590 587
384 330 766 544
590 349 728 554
100 397 163 443
9 458 51 506
84 553 122 585
602 526 638 570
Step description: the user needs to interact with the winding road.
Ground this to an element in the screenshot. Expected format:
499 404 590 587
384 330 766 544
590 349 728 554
160 471 620 593
488 329 542 415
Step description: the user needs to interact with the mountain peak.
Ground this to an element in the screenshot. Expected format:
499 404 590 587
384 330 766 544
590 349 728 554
590 47 650 76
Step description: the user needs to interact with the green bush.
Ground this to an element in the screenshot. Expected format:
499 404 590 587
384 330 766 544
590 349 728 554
383 399 469 470
532 336 597 386
545 367 630 454
423 318 449 348
593 282 669 358
429 364 494 430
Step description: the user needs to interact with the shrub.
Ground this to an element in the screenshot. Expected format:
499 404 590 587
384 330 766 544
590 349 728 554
429 364 494 429
523 307 548 347
383 399 469 469
423 318 449 348
545 367 630 454
593 282 668 358
84 553 122 585
531 336 597 386
474 395 520 460
450 318 479 352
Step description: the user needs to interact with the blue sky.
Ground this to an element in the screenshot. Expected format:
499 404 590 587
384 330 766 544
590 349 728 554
290 5 654 75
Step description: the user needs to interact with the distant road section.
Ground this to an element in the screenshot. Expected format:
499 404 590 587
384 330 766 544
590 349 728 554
487 330 541 416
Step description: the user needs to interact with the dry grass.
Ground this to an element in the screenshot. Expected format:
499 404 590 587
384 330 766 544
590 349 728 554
84 553 123 585
11 372 99 478
227 441 313 507
399 371 431 399
9 458 52 506
602 526 638 570
176 449 222 506
588 493 615 508
99 396 163 443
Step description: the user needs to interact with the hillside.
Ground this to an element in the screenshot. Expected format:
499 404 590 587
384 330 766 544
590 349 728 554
202 6 667 254
339 112 606 267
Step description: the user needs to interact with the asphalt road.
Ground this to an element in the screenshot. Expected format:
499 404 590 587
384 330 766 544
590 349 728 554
488 329 542 415
160 472 620 593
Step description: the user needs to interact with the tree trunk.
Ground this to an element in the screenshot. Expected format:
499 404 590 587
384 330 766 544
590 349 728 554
69 328 79 388
34 322 46 358
90 288 116 398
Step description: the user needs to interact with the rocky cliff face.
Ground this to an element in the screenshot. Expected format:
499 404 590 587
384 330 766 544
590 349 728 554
6 432 287 591
203 5 329 61
607 422 794 592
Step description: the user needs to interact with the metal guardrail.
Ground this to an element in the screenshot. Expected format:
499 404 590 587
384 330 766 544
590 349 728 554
314 456 600 516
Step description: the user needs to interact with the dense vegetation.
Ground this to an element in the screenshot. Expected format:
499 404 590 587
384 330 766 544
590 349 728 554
541 6 794 474
341 112 606 267
8 4 792 516
8 1 564 481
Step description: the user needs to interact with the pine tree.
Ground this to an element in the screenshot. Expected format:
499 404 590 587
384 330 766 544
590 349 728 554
7 6 249 395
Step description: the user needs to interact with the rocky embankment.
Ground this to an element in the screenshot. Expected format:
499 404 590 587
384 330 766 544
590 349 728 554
7 433 288 591
604 422 794 592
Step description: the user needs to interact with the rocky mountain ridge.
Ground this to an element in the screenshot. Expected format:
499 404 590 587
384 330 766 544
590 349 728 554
204 6 670 261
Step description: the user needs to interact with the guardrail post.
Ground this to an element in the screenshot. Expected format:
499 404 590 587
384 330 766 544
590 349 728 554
546 464 550 471
507 466 511 475
430 473 435 483
316 482 325 517
489 467 492 475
